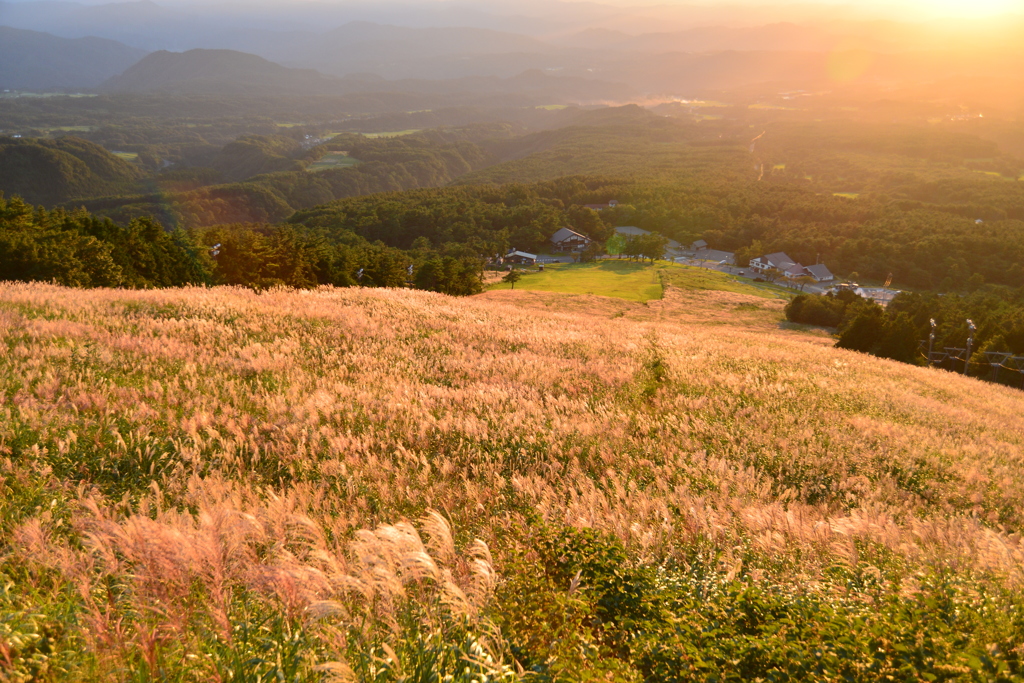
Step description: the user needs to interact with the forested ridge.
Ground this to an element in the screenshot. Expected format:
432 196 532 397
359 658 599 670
58 131 497 229
2 106 1023 299
0 136 143 205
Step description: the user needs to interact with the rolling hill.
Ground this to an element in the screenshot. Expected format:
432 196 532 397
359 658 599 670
0 136 143 204
99 48 337 95
0 26 147 91
98 47 631 103
209 134 304 182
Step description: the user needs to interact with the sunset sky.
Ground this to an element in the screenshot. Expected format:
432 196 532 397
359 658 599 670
631 0 1023 19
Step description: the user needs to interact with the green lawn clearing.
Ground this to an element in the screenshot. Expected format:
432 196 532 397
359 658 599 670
489 260 664 301
362 130 420 138
660 263 793 299
112 151 138 161
487 260 792 302
307 152 360 172
38 125 93 133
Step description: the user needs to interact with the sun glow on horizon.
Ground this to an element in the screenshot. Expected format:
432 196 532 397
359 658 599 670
884 0 1021 18
679 0 1023 21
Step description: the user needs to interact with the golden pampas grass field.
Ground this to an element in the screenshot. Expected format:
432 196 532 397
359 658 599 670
2 280 1023 681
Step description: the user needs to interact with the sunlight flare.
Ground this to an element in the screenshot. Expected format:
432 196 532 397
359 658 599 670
908 0 1021 17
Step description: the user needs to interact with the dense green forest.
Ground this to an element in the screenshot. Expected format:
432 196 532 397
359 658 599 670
0 194 483 295
293 174 1024 292
0 136 143 205
2 103 1023 297
0 92 576 173
13 131 497 229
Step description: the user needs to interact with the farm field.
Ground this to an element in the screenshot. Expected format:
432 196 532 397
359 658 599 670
2 281 1024 681
488 259 788 302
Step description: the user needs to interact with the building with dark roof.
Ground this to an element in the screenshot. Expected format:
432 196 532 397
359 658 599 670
550 227 592 252
504 250 537 265
805 263 834 282
750 251 835 282
695 249 735 265
750 252 806 278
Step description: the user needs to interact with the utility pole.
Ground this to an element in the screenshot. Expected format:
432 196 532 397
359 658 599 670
964 319 976 376
928 318 936 366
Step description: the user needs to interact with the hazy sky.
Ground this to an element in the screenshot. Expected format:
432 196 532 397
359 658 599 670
37 0 1024 22
552 0 1019 19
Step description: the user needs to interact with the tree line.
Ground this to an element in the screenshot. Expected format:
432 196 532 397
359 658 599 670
0 194 484 296
787 287 1024 389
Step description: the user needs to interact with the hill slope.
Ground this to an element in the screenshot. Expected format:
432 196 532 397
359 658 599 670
0 136 143 205
100 48 336 95
1 282 1023 680
0 26 147 90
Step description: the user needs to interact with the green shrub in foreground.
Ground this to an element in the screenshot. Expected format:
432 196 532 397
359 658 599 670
496 525 1024 682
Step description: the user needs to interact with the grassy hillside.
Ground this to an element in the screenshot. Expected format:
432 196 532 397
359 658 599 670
2 281 1023 681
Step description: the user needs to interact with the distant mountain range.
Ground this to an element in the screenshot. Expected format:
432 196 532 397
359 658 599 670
2 0 1022 107
6 0 993 49
96 48 635 103
0 26 147 90
275 22 557 80
99 49 335 96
